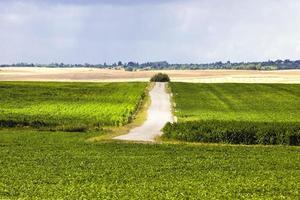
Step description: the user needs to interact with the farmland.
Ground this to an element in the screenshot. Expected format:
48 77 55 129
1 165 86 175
170 83 300 122
0 129 299 199
1 67 300 83
0 81 300 198
0 82 147 130
164 83 300 144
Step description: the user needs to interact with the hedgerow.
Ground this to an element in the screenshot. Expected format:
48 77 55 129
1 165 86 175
163 120 300 145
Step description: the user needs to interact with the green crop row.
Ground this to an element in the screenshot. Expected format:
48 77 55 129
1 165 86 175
1 129 299 199
0 82 147 131
163 120 300 145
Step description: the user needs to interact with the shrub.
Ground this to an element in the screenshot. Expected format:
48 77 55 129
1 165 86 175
163 120 300 146
150 73 170 82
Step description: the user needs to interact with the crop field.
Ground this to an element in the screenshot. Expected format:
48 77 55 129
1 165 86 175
170 83 300 122
164 83 300 144
0 82 299 198
0 82 147 130
0 129 299 199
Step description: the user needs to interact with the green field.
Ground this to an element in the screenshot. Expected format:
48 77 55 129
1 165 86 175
0 129 299 199
171 83 300 122
164 83 300 144
0 82 147 130
1 82 300 199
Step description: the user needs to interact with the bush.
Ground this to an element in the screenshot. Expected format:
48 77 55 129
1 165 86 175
163 120 300 146
150 73 170 82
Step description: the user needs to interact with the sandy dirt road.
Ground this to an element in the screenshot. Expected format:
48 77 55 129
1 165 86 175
114 82 173 142
1 67 300 83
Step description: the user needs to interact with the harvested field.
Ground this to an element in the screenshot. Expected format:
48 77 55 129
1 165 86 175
0 67 300 83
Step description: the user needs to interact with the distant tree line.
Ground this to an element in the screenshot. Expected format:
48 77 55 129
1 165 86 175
1 59 300 71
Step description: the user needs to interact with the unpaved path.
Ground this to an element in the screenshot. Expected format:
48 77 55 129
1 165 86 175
114 82 173 142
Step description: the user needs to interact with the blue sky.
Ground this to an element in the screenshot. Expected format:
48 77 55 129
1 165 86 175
0 0 300 64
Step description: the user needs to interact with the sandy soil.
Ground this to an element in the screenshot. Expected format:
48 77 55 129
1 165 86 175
0 67 300 83
114 83 173 142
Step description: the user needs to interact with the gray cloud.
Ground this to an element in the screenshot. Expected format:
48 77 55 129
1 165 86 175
1 0 185 6
0 0 300 64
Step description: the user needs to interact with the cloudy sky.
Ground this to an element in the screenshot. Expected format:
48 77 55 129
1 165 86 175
0 0 300 64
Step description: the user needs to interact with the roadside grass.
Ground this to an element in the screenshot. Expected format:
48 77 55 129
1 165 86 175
0 129 299 199
165 82 176 121
164 83 300 145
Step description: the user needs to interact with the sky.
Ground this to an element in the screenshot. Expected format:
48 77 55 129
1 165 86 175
0 0 300 64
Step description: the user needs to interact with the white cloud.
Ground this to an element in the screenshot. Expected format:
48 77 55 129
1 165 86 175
0 0 300 63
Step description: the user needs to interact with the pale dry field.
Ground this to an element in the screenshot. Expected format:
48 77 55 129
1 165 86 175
0 67 300 83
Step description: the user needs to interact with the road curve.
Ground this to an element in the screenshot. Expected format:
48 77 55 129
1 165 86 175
114 82 173 142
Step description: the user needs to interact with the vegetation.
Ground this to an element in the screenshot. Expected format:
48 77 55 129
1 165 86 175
0 129 299 199
0 81 299 198
150 73 170 82
163 121 300 145
170 83 300 122
165 83 300 145
2 59 300 70
0 82 147 130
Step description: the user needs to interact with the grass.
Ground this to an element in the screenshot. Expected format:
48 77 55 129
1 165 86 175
0 129 299 199
0 82 147 130
164 83 300 144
